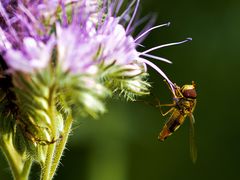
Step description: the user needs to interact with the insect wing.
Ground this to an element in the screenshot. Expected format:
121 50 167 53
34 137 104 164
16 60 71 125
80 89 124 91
189 113 197 163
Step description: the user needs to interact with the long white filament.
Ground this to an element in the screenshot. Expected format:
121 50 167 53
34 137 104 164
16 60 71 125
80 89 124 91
140 38 192 55
141 53 172 64
135 22 170 42
0 2 19 42
139 58 176 95
126 0 140 33
120 0 136 20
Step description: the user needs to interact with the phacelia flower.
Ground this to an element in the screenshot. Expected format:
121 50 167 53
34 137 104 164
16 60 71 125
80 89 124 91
0 1 191 179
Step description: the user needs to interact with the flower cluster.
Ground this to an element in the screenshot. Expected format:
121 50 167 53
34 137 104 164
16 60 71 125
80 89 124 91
0 0 190 179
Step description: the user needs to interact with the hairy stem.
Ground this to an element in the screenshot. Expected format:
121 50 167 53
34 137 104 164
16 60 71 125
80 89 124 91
0 135 32 180
41 86 57 180
21 159 33 179
41 143 56 180
49 113 73 179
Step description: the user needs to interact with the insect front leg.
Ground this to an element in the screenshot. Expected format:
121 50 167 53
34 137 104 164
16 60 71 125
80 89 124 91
155 98 175 116
159 107 174 116
163 79 176 97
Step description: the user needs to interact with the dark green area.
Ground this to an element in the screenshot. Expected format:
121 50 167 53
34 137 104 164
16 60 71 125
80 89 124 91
1 0 240 179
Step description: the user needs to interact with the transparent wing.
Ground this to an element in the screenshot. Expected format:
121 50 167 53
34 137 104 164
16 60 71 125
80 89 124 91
189 114 197 163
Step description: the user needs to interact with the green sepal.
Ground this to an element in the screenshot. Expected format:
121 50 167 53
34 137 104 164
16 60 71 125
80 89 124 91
59 74 110 119
12 124 27 155
0 111 14 137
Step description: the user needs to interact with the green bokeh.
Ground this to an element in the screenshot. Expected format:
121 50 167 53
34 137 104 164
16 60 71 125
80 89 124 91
1 0 240 179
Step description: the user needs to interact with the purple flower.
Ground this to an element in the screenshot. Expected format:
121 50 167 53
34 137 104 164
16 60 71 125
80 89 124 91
97 17 138 65
56 15 139 74
56 21 99 74
4 36 55 73
0 1 193 179
0 1 57 73
0 0 102 74
0 0 191 90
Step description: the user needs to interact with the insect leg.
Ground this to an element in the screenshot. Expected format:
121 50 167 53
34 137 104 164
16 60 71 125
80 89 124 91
159 107 174 116
157 103 175 107
134 99 157 107
163 80 184 99
163 79 176 96
154 97 175 116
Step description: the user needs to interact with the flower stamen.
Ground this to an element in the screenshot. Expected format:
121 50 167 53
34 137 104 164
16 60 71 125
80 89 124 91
135 22 171 42
140 38 192 55
141 53 172 64
126 0 140 33
139 57 176 95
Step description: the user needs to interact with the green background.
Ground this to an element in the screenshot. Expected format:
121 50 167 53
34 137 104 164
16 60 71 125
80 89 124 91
1 0 240 179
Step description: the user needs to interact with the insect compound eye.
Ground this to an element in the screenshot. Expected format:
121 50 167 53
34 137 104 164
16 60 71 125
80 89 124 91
181 85 197 99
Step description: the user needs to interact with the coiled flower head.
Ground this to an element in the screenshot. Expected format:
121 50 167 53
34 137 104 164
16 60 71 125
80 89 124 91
0 0 191 176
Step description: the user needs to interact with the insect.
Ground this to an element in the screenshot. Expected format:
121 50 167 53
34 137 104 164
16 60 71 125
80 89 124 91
157 81 197 163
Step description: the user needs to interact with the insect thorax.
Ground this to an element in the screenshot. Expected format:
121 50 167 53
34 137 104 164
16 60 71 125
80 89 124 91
177 98 196 114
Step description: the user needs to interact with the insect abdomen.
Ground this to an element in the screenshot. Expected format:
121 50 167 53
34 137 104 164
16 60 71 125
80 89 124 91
158 110 186 141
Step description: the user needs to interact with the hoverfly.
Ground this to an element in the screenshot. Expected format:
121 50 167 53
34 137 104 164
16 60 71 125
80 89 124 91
157 81 197 163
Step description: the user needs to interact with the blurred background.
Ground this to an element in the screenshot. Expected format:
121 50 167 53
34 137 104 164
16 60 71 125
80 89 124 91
1 0 240 179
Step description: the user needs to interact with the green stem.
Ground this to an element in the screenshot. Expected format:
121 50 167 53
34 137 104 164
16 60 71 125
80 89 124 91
41 143 56 180
49 114 73 179
0 136 32 180
21 159 33 179
41 86 57 180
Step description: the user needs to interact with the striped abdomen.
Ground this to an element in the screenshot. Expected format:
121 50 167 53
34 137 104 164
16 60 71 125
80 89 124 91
158 109 187 141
